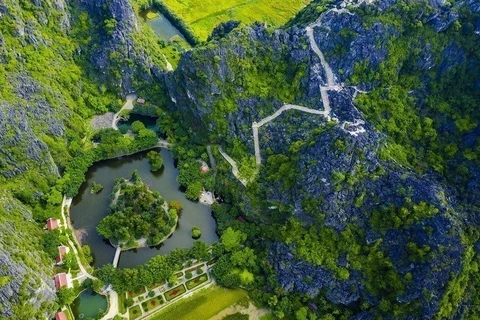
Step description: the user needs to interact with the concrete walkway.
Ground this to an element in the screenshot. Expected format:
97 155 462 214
218 146 247 187
112 93 137 130
163 54 174 71
112 247 122 268
60 196 120 320
252 104 330 164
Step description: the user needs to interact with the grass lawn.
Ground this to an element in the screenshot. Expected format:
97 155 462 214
146 11 159 19
185 275 208 290
151 286 248 320
161 0 311 40
129 305 142 320
164 284 187 301
232 268 254 285
142 295 164 312
118 292 127 314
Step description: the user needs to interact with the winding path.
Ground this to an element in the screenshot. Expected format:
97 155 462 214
252 104 330 164
218 146 247 187
163 54 174 71
112 93 137 130
60 196 120 320
249 1 370 165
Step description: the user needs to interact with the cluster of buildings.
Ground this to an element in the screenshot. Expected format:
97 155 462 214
46 218 73 320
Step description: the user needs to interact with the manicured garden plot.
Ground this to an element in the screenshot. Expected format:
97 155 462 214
129 305 142 319
164 284 186 301
128 286 146 298
185 275 208 290
142 295 164 312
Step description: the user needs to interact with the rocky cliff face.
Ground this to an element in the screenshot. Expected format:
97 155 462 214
0 198 57 319
163 0 480 317
78 0 166 93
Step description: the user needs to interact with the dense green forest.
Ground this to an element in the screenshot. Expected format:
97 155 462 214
97 171 178 247
1 0 479 319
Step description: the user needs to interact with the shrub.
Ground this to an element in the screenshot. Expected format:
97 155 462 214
147 151 163 172
90 182 103 194
131 120 146 133
124 298 134 308
191 226 202 239
168 200 183 213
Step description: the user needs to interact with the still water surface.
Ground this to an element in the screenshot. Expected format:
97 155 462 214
70 149 218 268
142 10 188 43
71 290 107 319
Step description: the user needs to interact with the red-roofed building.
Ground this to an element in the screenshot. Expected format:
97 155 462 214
236 216 245 222
46 218 59 231
54 273 71 291
55 246 70 265
55 311 67 320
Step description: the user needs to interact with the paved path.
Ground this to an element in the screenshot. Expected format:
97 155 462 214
101 289 119 320
218 146 247 187
163 54 174 71
112 93 137 130
252 104 329 164
306 25 336 87
112 247 121 268
61 196 120 320
206 145 217 172
247 0 370 167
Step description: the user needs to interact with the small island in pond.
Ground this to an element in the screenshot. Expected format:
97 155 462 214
90 182 103 194
96 170 178 250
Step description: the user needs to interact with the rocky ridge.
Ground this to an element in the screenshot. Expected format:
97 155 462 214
161 0 479 317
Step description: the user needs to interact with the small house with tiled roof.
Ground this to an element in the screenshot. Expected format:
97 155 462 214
46 218 59 231
55 311 67 320
54 273 71 291
55 246 70 265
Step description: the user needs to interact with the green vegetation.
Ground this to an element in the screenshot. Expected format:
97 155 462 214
191 226 202 239
185 275 208 290
128 286 146 299
147 150 164 172
351 1 480 182
151 286 248 320
129 305 142 319
165 284 186 301
168 200 183 213
175 156 215 201
96 173 176 246
90 182 103 194
146 11 160 20
138 0 311 41
96 241 210 293
142 295 164 312
56 287 77 307
60 128 158 198
370 201 439 234
222 313 249 320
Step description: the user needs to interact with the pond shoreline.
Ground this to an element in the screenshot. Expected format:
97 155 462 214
70 148 219 269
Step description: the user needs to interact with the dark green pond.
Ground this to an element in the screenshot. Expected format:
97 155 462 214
70 148 218 268
141 9 187 43
71 290 107 319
